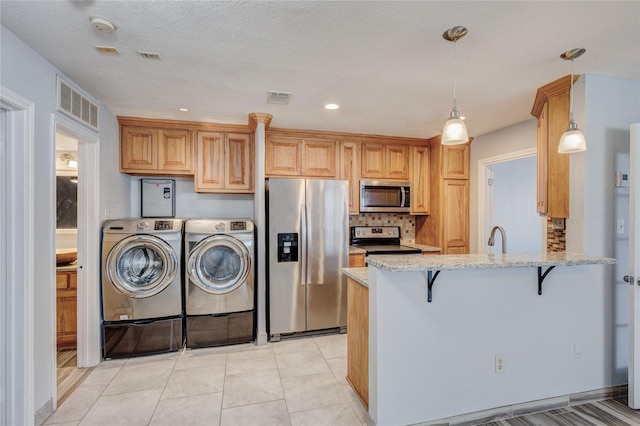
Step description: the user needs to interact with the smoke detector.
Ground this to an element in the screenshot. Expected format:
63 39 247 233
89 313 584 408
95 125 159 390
90 16 116 33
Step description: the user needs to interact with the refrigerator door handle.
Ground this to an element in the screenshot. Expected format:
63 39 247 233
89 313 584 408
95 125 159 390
300 204 307 285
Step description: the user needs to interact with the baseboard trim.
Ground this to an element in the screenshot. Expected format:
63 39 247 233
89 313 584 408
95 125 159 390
419 385 629 426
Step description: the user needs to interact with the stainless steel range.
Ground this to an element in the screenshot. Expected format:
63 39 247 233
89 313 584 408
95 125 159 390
350 226 422 255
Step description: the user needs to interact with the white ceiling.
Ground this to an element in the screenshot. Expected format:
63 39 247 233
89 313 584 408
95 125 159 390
2 1 639 139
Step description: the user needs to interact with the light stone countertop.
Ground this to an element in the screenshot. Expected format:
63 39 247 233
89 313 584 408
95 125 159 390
402 242 441 253
342 267 369 287
348 246 367 255
366 252 616 272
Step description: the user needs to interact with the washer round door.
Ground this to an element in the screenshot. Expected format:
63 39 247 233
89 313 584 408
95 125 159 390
188 235 251 294
105 234 178 299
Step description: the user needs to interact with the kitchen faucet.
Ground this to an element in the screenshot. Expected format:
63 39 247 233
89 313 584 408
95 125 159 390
488 226 507 254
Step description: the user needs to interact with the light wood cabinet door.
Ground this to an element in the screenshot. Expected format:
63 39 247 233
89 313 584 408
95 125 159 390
443 179 469 253
266 137 301 176
347 278 369 408
536 104 549 214
195 131 225 191
443 144 469 179
340 141 360 214
411 145 430 214
361 142 410 180
348 252 365 267
360 143 385 179
121 125 194 175
157 129 193 173
386 144 410 180
225 133 253 191
301 139 337 177
195 132 253 193
545 94 570 218
121 126 158 171
56 270 77 350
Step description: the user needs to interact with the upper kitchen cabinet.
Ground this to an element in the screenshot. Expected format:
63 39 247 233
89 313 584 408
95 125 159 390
195 131 254 193
340 141 360 214
265 133 338 178
119 117 194 175
531 75 574 218
360 142 410 180
410 145 430 215
415 136 472 254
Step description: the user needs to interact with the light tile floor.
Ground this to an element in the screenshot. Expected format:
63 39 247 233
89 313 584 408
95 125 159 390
45 333 370 426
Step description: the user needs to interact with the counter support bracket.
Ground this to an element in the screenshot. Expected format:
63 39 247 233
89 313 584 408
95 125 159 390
426 270 441 303
537 266 556 295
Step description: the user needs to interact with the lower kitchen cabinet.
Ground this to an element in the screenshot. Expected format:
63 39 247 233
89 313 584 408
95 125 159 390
349 252 365 267
56 269 77 350
346 277 368 408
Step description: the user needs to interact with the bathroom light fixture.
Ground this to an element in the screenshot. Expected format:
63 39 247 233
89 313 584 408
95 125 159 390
441 26 469 145
59 153 78 168
558 48 587 153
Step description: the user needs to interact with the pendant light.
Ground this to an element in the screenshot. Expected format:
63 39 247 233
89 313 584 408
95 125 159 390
558 48 587 153
441 26 469 145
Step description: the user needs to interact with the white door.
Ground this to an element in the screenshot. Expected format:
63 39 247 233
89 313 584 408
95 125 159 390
628 123 640 408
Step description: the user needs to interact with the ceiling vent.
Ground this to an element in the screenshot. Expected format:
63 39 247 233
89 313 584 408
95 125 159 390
57 76 99 131
95 46 120 55
138 51 161 60
267 91 292 105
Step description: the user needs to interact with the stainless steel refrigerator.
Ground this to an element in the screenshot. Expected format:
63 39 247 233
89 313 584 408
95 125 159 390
266 178 349 340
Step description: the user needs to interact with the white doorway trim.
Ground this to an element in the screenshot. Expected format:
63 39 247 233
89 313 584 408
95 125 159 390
1 86 35 426
477 148 537 253
53 114 102 378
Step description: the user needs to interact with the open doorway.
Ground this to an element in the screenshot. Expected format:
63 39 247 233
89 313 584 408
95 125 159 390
479 149 543 254
54 130 88 404
52 115 102 409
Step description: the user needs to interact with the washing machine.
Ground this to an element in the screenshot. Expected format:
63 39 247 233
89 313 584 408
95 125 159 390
101 218 184 358
184 219 255 348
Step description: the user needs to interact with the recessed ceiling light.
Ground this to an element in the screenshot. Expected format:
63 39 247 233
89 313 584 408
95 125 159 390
324 103 340 110
178 107 189 112
95 46 120 55
138 51 161 60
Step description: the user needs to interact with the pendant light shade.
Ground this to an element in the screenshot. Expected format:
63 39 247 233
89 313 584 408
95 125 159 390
441 26 469 145
558 48 586 154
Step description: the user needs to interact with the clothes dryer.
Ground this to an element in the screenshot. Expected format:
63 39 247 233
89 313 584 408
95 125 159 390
101 218 183 358
184 219 255 348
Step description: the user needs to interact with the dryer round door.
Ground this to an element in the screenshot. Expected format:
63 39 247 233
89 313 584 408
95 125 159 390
105 234 178 299
188 235 251 294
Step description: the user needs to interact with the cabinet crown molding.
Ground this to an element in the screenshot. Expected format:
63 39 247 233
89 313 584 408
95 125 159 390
531 74 579 119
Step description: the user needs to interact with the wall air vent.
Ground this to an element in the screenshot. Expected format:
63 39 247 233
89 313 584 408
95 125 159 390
57 76 99 131
267 91 292 105
138 51 161 59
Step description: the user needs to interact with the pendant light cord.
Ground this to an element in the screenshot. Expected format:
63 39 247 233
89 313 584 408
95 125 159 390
452 39 458 111
569 58 574 123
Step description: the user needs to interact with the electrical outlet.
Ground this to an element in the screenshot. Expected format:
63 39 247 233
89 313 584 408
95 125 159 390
574 342 583 358
495 355 505 373
617 219 625 235
105 208 110 219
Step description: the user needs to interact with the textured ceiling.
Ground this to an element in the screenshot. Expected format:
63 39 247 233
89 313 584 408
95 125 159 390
2 1 639 139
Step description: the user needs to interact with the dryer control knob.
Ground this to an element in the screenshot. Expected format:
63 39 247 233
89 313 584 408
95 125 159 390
137 221 149 230
215 222 225 231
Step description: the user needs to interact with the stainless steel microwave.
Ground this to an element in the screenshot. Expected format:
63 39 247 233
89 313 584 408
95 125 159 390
359 180 411 213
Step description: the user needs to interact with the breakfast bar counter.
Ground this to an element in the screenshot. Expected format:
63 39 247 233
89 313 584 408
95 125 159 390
343 252 617 425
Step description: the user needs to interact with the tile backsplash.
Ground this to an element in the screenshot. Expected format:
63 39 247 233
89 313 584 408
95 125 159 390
546 218 566 252
349 213 416 243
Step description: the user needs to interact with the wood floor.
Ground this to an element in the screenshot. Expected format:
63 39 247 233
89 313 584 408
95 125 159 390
56 350 92 406
480 397 640 426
